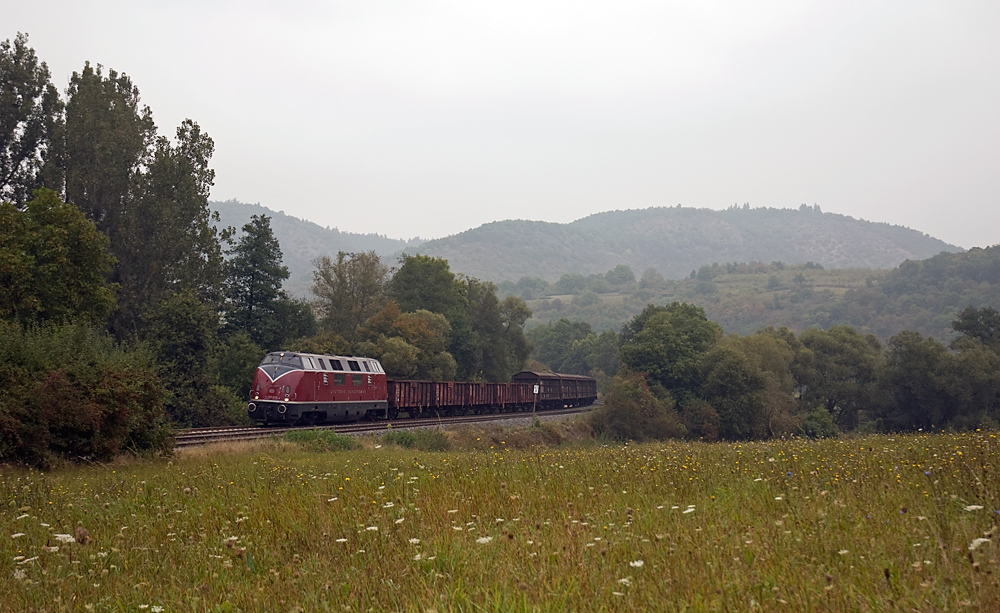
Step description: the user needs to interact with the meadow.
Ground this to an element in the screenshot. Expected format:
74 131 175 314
3 426 998 612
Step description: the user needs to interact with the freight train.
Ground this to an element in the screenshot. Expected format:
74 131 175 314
247 351 597 425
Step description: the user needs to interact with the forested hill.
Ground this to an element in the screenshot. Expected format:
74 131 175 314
211 200 425 296
410 205 960 282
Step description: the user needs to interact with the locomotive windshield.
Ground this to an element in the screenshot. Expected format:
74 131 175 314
260 353 303 368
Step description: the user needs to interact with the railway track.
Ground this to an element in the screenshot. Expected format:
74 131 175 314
174 405 595 448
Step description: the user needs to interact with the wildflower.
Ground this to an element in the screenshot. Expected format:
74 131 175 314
452 526 463 531
16 514 28 520
409 538 420 544
476 536 493 544
327 498 338 502
395 518 405 524
54 534 76 543
965 505 984 512
618 578 632 586
969 538 990 551
683 508 695 514
44 546 59 553
336 538 348 543
11 533 25 539
383 502 394 508
775 497 782 501
152 607 164 613
838 550 849 555
447 509 458 514
413 553 422 560
13 569 27 580
612 591 625 596
629 560 644 568
366 526 378 531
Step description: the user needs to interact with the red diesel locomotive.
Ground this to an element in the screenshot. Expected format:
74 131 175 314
248 351 597 425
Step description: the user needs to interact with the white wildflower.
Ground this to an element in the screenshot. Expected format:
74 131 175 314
969 538 990 551
452 526 463 531
965 505 984 512
366 526 378 531
11 533 24 539
395 518 405 524
383 502 394 508
618 577 632 586
409 538 420 544
838 550 849 555
775 497 782 501
413 553 422 560
447 509 458 514
629 560 644 568
16 514 28 520
612 591 625 596
476 536 493 544
44 546 59 553
13 569 26 580
683 508 695 514
151 607 164 613
335 538 348 543
18 556 38 564
327 497 338 502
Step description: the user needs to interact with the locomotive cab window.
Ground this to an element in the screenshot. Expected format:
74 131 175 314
363 361 371 372
351 374 363 386
348 360 361 372
318 358 327 370
334 373 346 386
329 359 343 371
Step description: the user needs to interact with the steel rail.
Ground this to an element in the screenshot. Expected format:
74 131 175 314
175 405 595 448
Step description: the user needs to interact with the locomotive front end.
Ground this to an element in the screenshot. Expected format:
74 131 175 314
248 352 307 424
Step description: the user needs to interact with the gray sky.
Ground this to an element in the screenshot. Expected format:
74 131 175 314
8 1 999 248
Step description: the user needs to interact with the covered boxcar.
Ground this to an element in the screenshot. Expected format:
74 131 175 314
510 371 598 409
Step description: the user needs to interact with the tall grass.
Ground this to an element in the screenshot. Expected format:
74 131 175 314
3 431 998 611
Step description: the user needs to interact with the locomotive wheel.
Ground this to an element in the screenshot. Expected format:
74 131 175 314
386 408 399 420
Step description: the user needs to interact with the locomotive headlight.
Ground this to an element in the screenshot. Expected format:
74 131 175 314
278 404 287 414
248 403 257 412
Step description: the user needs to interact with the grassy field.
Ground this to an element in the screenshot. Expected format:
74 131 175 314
3 426 999 612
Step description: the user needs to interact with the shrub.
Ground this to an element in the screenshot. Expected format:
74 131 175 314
383 428 451 451
0 322 172 467
800 407 839 438
283 429 360 452
589 373 686 442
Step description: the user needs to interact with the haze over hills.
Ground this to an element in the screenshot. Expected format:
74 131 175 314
212 200 961 296
410 205 962 282
211 199 425 296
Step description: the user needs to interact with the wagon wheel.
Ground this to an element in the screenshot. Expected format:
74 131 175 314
386 408 399 420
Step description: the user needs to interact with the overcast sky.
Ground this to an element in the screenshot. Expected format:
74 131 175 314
7 1 999 248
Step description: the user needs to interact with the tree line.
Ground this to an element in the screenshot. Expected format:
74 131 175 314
530 303 1000 441
0 34 532 466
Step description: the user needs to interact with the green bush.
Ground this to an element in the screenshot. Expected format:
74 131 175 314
589 373 686 442
283 429 360 452
382 428 451 451
0 322 172 467
800 407 839 438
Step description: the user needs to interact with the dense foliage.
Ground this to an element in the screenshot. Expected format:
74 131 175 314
304 252 532 382
527 301 1000 442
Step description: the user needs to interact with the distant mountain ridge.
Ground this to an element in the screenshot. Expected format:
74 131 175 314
212 200 962 296
410 205 962 282
211 199 424 297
